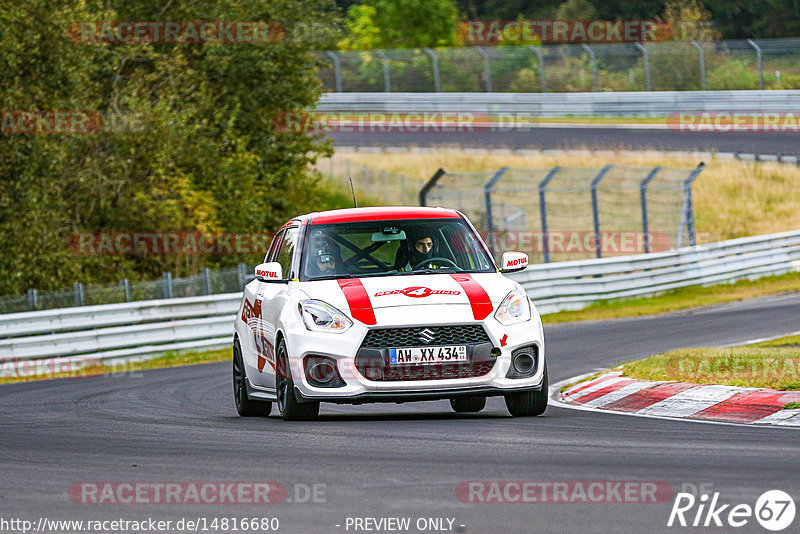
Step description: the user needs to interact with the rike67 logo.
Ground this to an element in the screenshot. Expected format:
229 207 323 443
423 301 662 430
668 489 795 531
374 287 461 298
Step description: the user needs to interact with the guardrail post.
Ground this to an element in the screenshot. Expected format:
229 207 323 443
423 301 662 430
679 162 706 247
690 40 706 90
375 50 391 92
163 272 173 299
747 39 765 89
325 51 342 93
634 43 652 91
528 45 547 92
27 288 38 310
476 47 492 92
538 166 561 263
581 44 598 91
591 165 613 258
639 166 661 253
74 282 85 306
422 48 441 92
237 263 247 290
419 168 446 206
484 166 509 256
121 279 131 302
202 267 212 295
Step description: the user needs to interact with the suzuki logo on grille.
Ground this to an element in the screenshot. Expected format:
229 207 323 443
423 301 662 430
419 328 436 344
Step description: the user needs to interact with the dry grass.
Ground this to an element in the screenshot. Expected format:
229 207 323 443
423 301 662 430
335 150 800 242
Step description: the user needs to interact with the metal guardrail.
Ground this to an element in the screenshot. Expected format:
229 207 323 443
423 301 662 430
317 39 800 93
519 229 800 314
1 230 798 365
319 90 800 117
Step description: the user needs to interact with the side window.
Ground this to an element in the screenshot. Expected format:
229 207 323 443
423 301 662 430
275 227 299 280
265 230 284 263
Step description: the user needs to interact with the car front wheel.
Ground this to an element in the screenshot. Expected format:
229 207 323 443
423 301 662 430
276 339 320 421
504 364 548 417
450 396 487 413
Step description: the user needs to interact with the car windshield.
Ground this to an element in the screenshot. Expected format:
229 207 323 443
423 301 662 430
301 219 495 281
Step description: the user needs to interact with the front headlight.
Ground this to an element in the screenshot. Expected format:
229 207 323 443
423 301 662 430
494 289 532 326
299 300 353 333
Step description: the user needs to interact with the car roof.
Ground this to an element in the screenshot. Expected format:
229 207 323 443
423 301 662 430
281 207 462 228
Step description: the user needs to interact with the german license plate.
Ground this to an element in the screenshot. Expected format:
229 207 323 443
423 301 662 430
388 346 467 365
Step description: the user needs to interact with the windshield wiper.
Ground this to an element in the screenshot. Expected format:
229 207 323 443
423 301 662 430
307 274 358 281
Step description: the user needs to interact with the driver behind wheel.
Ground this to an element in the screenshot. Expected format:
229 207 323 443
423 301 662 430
394 229 440 271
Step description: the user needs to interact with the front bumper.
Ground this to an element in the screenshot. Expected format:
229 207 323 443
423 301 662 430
284 306 545 404
293 375 546 404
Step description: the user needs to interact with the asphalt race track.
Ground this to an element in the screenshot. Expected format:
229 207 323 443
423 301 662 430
329 127 800 153
1 293 799 534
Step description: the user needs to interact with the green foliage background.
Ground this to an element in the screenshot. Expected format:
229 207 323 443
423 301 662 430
0 0 346 294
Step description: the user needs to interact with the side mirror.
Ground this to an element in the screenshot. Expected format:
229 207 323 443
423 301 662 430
254 262 283 281
500 251 528 273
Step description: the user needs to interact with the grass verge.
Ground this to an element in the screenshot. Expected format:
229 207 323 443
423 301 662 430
541 270 800 324
621 335 800 390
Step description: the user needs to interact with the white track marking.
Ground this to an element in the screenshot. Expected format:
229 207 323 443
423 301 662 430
582 381 659 408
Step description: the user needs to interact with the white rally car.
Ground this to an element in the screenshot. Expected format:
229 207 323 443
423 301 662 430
233 207 546 420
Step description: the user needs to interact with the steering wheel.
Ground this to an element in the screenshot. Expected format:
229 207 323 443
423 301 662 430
412 257 459 270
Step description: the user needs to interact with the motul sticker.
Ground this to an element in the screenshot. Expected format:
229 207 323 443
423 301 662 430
374 287 462 298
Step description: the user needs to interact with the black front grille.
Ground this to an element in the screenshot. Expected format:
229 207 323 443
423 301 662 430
380 361 496 381
361 325 490 348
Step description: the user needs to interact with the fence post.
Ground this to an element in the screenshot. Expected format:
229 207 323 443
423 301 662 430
27 288 38 310
690 40 706 90
581 44 598 91
419 168 446 206
325 51 342 92
375 50 391 92
202 267 212 295
680 162 706 247
634 43 652 91
122 278 131 302
162 272 173 299
639 166 661 253
529 45 547 92
422 48 441 92
538 166 561 263
237 263 247 290
476 46 492 92
484 166 509 256
74 282 85 306
746 39 765 89
591 165 613 258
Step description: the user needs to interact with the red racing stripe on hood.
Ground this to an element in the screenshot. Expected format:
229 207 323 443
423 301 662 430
337 279 377 325
449 274 493 320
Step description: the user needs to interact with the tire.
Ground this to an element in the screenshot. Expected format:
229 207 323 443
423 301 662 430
504 364 548 417
233 342 272 417
276 339 320 421
450 396 487 413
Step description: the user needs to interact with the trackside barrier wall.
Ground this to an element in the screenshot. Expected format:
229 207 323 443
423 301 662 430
0 230 798 364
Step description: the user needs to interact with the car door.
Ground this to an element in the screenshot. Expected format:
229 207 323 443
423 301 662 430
250 226 300 389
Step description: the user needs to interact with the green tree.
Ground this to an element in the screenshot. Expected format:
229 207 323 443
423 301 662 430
340 0 459 49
